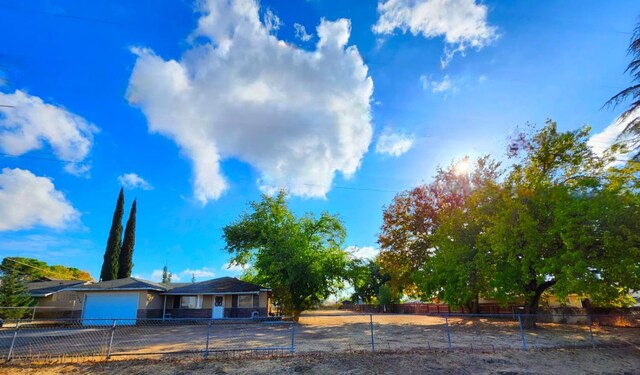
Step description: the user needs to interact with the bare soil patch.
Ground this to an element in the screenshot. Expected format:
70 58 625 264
2 347 639 374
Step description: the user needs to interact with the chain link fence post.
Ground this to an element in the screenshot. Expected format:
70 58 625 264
106 319 117 360
290 321 296 354
445 316 452 351
6 319 21 361
518 315 527 350
204 320 212 359
588 315 595 348
369 313 375 352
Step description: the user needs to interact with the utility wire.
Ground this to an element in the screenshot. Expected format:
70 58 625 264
2 257 87 281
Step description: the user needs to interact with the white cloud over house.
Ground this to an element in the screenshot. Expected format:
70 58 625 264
375 127 414 157
0 90 98 176
127 0 374 204
182 267 216 278
373 0 497 67
118 173 153 190
0 168 79 231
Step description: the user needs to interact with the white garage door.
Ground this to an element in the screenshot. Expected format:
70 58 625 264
82 293 139 325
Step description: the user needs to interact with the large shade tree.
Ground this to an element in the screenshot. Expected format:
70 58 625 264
223 191 350 318
487 122 639 325
349 257 390 304
416 180 500 313
378 156 501 296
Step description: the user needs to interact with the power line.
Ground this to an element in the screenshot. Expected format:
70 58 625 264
1 257 86 281
0 104 15 108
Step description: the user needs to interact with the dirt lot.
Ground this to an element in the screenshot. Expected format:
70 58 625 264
2 347 640 374
1 310 638 361
295 311 639 352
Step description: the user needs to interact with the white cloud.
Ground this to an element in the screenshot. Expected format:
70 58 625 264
263 8 282 33
420 74 457 94
346 245 379 260
0 168 79 231
182 267 216 278
118 173 153 190
373 0 497 67
150 269 181 282
375 127 414 157
127 0 373 204
294 23 313 41
589 108 640 162
0 90 98 176
478 74 487 83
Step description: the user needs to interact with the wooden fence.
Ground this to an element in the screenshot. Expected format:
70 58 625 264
341 302 518 315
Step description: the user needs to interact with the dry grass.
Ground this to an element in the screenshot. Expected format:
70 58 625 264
2 347 640 374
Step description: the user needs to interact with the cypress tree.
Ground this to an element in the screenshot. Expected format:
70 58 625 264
100 188 124 281
118 199 136 279
0 264 34 319
161 265 172 283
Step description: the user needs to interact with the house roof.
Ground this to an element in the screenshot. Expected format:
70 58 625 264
26 280 89 297
67 277 167 292
162 277 269 295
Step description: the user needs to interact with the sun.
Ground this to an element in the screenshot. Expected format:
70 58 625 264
454 158 471 175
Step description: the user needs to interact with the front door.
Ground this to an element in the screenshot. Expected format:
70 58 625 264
212 295 224 319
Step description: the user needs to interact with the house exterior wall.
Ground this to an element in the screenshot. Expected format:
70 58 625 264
33 291 84 318
163 292 270 319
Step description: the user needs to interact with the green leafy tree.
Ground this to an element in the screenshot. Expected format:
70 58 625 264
223 191 350 318
118 199 136 279
485 121 640 327
605 19 640 158
0 264 34 319
378 156 501 296
376 284 399 312
100 188 125 281
349 257 390 304
416 182 498 313
0 257 92 281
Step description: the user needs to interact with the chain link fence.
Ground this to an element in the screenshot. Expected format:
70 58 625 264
0 318 294 361
0 312 637 362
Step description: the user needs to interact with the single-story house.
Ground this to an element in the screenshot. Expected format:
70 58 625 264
26 278 92 318
67 276 272 325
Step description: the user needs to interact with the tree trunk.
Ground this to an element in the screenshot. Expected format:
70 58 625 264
522 280 556 329
465 295 480 314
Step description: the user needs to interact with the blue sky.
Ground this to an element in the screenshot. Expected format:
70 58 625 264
0 0 637 282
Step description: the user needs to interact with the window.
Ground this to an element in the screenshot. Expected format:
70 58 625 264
238 295 253 308
180 295 203 308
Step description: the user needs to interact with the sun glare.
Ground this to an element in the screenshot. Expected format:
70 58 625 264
454 159 471 175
